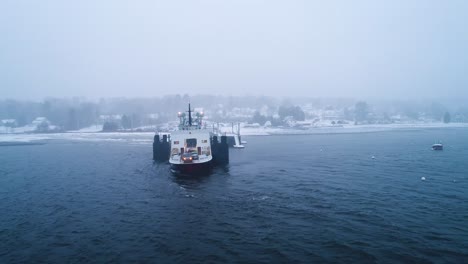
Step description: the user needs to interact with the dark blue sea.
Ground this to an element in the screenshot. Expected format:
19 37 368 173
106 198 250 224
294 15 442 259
1 128 467 263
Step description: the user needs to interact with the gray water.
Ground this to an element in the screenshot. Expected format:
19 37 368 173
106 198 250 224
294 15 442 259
1 128 467 263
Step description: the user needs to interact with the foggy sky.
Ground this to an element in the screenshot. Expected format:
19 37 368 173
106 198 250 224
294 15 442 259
1 0 467 100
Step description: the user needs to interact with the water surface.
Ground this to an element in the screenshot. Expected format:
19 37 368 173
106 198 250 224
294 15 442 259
1 128 467 263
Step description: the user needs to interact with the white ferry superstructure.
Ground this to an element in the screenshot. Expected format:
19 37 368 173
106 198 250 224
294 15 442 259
169 104 213 173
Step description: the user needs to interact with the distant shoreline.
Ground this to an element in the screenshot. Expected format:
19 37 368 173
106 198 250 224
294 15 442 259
236 123 468 136
1 122 468 144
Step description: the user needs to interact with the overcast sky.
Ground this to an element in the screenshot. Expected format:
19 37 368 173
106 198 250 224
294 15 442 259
1 0 467 100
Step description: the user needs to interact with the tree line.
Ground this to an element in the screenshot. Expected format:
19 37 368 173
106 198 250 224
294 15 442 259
1 96 467 131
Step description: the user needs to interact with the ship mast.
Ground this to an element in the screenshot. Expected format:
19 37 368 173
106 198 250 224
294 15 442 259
188 103 192 126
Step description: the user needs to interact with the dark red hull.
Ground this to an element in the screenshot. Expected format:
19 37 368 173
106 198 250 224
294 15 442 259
170 160 213 174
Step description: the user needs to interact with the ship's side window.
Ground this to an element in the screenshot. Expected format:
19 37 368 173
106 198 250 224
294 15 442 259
186 138 197 148
171 148 179 156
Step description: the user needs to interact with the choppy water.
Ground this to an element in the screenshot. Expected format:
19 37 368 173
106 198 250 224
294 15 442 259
1 128 467 263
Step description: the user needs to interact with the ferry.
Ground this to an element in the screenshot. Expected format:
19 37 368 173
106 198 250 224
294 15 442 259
169 104 213 173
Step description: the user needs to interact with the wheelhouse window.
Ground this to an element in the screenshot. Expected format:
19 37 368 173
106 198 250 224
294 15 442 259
185 138 197 148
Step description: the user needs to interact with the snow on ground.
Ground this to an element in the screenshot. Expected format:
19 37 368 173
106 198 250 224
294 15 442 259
0 132 155 144
1 122 468 143
68 125 103 133
0 125 36 134
237 122 468 136
0 134 51 143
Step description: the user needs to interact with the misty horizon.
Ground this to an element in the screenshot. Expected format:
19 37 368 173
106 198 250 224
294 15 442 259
2 94 468 133
2 95 468 111
2 1 468 100
3 93 468 103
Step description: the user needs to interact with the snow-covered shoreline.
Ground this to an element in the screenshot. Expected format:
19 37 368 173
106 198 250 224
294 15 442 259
238 122 468 136
1 122 467 143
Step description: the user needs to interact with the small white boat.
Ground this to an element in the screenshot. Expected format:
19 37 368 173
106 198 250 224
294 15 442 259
432 143 443 151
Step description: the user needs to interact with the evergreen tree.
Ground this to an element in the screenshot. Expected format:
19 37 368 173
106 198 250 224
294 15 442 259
66 108 78 130
354 101 369 124
36 121 49 133
102 122 119 132
251 111 267 125
443 112 451 123
278 106 305 121
121 114 132 129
